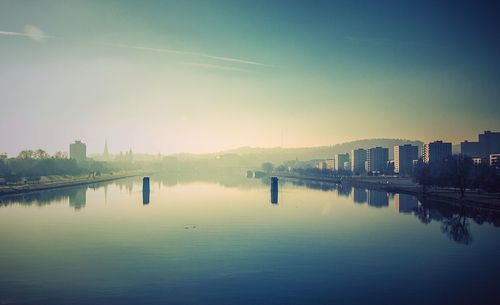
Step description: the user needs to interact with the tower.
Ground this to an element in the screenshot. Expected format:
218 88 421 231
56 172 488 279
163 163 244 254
69 140 86 162
103 138 109 160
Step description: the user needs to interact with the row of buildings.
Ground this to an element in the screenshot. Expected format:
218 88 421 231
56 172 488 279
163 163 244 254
68 140 134 162
318 145 413 175
317 131 500 176
460 130 500 166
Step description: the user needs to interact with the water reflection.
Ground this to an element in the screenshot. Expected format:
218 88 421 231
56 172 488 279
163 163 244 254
68 188 86 210
281 179 499 241
1 173 499 246
0 186 89 210
367 190 389 208
353 188 367 204
337 184 352 197
441 206 472 245
153 169 270 189
412 200 495 245
394 194 418 214
116 179 134 194
279 177 499 245
1 174 498 305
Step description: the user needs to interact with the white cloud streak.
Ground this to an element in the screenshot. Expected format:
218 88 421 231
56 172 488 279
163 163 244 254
1 26 270 70
347 35 448 50
0 30 26 37
181 62 252 73
102 42 270 67
0 25 50 42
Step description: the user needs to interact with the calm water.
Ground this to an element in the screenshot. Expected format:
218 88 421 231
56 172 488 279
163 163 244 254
1 173 499 305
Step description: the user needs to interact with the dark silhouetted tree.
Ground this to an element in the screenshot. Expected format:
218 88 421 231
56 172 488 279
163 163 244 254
18 150 34 160
261 162 274 173
449 155 473 198
441 206 472 245
33 149 50 160
414 159 433 194
54 151 68 159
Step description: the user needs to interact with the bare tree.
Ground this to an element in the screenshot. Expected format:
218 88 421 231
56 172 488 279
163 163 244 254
54 151 68 159
33 149 50 160
451 154 473 198
441 206 472 245
17 150 34 160
261 162 274 173
414 159 433 195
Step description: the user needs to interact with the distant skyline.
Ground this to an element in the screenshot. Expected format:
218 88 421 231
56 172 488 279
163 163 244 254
1 1 499 155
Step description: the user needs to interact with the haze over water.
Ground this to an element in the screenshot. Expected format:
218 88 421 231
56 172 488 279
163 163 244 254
1 175 499 305
1 1 500 304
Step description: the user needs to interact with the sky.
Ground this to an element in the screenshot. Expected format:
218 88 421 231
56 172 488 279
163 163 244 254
1 0 499 155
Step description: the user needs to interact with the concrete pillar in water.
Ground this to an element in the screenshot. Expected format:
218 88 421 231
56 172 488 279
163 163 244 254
270 176 278 204
143 177 150 204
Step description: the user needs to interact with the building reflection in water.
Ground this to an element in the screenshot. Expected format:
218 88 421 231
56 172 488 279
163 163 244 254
394 193 419 214
68 188 87 210
353 188 368 204
126 181 133 194
336 184 352 197
1 175 500 247
104 185 108 204
117 180 134 194
367 190 389 208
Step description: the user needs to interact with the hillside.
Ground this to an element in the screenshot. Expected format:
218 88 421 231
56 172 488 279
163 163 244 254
173 138 423 166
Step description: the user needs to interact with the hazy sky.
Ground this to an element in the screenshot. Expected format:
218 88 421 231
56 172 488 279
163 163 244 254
1 0 499 155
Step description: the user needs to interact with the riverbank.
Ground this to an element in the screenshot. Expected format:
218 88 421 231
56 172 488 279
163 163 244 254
343 177 500 209
274 173 500 209
0 172 142 196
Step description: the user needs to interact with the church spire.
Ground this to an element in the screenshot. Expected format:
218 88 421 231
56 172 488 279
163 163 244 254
103 138 109 160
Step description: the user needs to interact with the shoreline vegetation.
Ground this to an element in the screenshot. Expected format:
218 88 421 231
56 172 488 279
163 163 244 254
1 148 498 210
1 169 498 211
0 149 145 197
274 173 500 210
0 172 141 196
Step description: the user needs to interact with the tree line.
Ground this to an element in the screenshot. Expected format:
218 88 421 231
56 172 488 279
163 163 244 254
413 154 499 196
262 161 352 177
0 150 110 183
264 154 500 196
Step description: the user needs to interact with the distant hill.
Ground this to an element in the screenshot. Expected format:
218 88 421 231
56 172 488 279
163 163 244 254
174 138 423 166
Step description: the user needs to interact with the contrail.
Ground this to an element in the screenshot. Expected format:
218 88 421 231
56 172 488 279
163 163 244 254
0 26 51 42
200 54 268 66
102 42 270 67
1 27 271 68
181 62 252 73
0 30 29 37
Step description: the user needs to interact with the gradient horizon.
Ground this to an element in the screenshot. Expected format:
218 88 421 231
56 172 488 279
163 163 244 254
1 0 499 155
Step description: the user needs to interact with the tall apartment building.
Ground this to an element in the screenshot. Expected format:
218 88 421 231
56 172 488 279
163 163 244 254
366 147 389 173
317 159 335 170
69 140 86 162
490 154 500 169
351 148 367 175
479 130 500 158
460 140 481 158
423 141 452 163
394 144 419 175
335 153 350 171
460 131 500 158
